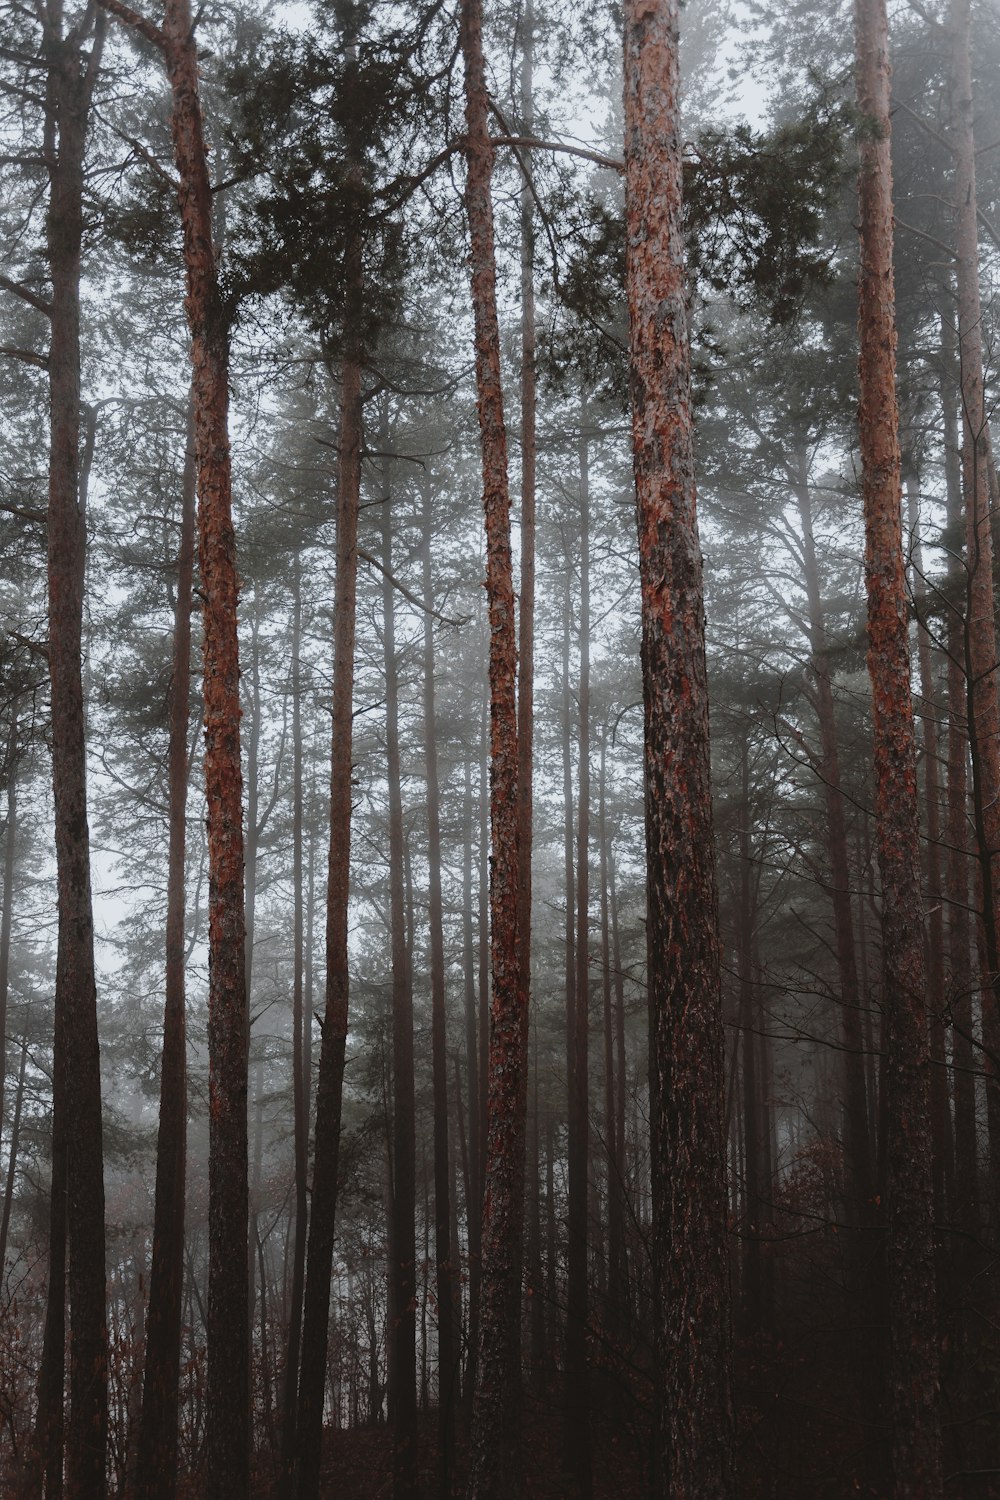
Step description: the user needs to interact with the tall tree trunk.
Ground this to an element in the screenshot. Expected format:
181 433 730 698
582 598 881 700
34 998 67 1499
134 399 196 1500
906 471 954 1221
380 459 417 1500
598 729 623 1340
294 244 363 1498
421 480 457 1498
855 2 943 1487
462 756 482 1401
161 5 251 1490
515 0 537 1411
622 4 733 1494
43 11 109 1493
566 413 592 1500
949 0 1000 1213
792 467 874 1211
460 0 525 1492
279 554 309 1493
940 313 978 1235
608 845 629 1330
0 708 17 1155
737 737 763 1335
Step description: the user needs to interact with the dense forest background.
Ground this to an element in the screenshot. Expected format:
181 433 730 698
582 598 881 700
1 0 999 1495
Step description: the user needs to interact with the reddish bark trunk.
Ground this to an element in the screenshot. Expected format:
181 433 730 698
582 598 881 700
43 13 109 1493
134 401 195 1500
622 4 733 1493
855 3 943 1487
461 0 525 1492
157 6 252 1490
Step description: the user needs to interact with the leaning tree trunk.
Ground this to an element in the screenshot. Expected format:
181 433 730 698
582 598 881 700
622 3 733 1496
43 14 109 1495
461 0 525 1494
134 401 196 1500
854 1 944 1490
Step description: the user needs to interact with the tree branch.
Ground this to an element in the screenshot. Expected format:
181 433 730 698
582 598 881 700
491 131 624 174
94 0 166 50
0 275 51 318
357 548 469 627
0 344 48 369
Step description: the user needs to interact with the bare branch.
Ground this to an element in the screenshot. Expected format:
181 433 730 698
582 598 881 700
0 344 48 369
0 274 51 318
491 131 624 174
357 547 469 627
94 0 166 50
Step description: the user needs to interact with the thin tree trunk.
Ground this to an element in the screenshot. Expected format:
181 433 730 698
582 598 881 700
598 729 622 1340
737 737 763 1335
421 480 457 1497
461 0 525 1491
855 3 943 1486
294 239 363 1498
906 471 954 1221
566 412 592 1500
279 555 309 1493
462 757 482 1403
608 846 629 1330
42 11 109 1493
949 0 1000 1213
940 313 978 1234
134 399 196 1500
793 467 875 1212
0 1038 27 1276
622 3 733 1494
379 459 417 1500
515 0 537 1418
0 709 17 1156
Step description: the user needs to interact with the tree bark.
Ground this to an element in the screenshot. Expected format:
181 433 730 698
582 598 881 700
421 478 457 1498
855 2 944 1487
906 471 954 1223
622 4 733 1494
134 400 196 1500
158 6 252 1490
461 0 525 1492
949 0 1000 1215
279 553 309 1494
295 253 363 1500
42 11 109 1493
380 449 418 1500
566 412 592 1500
940 313 978 1235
